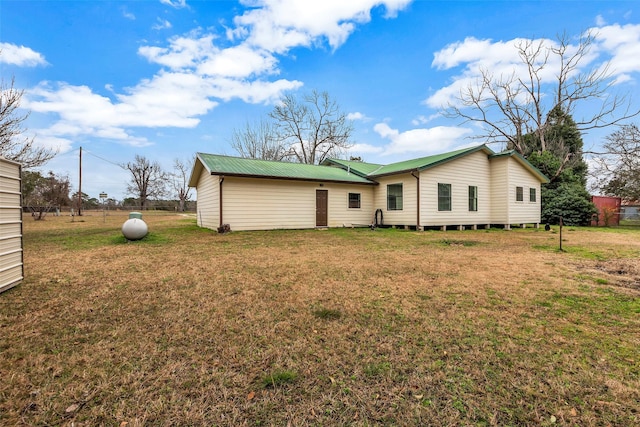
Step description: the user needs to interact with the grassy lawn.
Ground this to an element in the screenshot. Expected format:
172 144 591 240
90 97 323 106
1 211 639 426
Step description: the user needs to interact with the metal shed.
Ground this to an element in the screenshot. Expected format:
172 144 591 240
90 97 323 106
590 195 622 226
0 157 23 294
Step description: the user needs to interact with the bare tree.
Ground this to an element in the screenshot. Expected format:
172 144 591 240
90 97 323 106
23 170 71 220
270 90 353 164
1 77 57 168
171 157 193 212
231 119 290 161
591 124 640 201
123 155 167 210
443 31 638 162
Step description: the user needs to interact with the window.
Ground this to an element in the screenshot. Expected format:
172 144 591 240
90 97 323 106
468 186 478 212
529 187 536 202
438 183 452 211
387 183 403 210
516 186 524 202
348 192 361 209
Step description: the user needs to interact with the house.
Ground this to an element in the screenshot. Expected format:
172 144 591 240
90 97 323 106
188 145 548 232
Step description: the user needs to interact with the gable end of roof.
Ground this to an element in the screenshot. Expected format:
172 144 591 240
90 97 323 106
367 145 495 177
489 150 549 183
187 153 207 187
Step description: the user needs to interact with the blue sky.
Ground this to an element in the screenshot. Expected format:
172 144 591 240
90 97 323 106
2 0 639 200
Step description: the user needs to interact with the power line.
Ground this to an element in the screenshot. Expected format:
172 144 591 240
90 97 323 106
82 149 126 169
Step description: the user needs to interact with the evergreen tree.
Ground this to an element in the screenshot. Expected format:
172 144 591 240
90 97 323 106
519 107 595 225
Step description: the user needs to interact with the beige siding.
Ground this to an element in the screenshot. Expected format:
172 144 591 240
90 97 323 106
0 222 21 240
489 156 542 225
223 178 314 230
372 173 418 226
489 157 510 223
222 177 374 231
0 191 20 206
421 151 492 226
506 158 542 224
195 168 219 229
0 158 22 294
326 184 375 227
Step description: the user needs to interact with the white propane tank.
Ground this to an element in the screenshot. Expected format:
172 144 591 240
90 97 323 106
122 218 148 240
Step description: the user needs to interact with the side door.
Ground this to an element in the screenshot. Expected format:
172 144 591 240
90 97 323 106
316 189 328 227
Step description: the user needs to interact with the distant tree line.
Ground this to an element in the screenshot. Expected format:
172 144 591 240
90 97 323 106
20 167 195 220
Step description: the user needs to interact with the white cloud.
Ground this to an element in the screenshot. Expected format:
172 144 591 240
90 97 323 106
593 23 640 78
425 35 604 109
27 76 212 130
26 0 410 150
140 34 280 79
0 42 48 67
24 71 302 146
233 0 412 52
204 77 302 104
153 18 172 30
595 14 607 27
427 36 533 108
347 112 369 121
139 34 216 70
160 0 187 9
374 122 472 155
411 113 440 126
30 133 73 154
427 25 640 111
122 8 135 20
197 45 278 78
115 72 219 127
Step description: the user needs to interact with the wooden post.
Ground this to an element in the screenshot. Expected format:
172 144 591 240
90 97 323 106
559 216 563 251
77 146 82 217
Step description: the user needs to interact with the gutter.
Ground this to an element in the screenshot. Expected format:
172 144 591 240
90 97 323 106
208 171 377 186
411 170 420 230
219 175 224 228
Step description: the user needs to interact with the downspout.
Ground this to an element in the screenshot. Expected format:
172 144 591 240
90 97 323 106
219 175 224 228
411 170 420 230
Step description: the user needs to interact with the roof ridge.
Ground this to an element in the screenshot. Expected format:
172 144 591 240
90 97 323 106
195 152 378 185
366 144 491 177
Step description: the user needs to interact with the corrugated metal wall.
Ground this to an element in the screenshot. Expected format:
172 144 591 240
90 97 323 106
590 195 622 226
0 157 23 294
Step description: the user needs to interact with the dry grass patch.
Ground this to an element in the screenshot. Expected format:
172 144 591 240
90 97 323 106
1 212 638 425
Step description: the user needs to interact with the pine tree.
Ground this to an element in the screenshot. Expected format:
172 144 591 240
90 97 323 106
520 107 595 225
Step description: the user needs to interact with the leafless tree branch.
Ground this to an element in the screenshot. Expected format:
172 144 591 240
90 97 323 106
0 77 57 168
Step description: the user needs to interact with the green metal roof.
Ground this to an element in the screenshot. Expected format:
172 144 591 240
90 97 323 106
323 145 495 177
189 145 549 187
192 153 376 185
322 158 384 177
325 144 548 182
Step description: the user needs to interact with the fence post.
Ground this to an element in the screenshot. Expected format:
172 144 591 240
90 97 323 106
559 216 563 252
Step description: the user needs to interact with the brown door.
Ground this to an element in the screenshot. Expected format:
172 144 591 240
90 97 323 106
316 189 328 227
